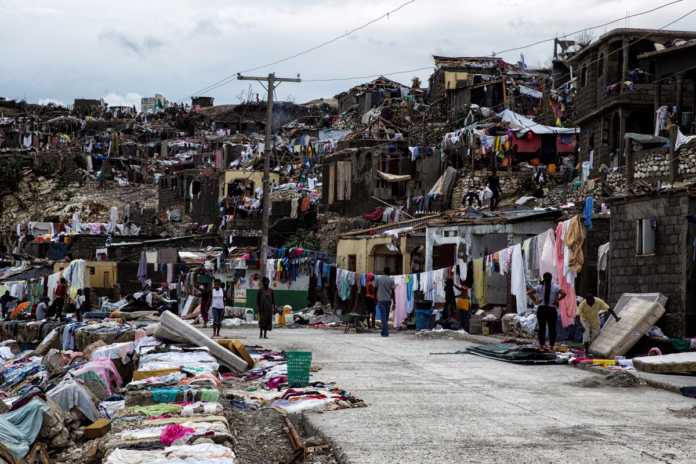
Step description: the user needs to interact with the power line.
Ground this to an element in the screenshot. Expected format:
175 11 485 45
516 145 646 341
303 66 433 83
302 1 684 84
493 0 684 55
191 0 418 97
552 6 696 85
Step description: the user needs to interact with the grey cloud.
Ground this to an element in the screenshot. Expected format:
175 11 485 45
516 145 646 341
192 19 223 37
99 29 165 56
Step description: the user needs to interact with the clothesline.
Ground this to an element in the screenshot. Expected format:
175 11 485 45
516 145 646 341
332 215 586 328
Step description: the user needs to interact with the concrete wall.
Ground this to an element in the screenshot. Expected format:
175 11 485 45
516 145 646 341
608 192 690 336
336 236 416 274
221 170 280 199
54 261 117 288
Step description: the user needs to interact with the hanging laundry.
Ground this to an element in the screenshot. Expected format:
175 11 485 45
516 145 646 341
583 197 594 230
510 244 528 315
393 276 408 328
555 222 577 328
472 258 486 307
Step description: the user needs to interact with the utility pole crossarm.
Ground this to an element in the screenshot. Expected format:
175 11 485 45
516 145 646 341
237 73 301 83
235 73 301 280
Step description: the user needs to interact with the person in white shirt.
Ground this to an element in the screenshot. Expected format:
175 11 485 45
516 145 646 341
75 289 88 322
211 279 225 338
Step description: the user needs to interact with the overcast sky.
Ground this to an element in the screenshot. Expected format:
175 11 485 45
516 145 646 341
2 0 695 109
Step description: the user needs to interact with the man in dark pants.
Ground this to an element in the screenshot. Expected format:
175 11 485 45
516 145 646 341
487 169 503 211
375 268 395 337
1 291 18 320
51 278 68 320
528 273 566 350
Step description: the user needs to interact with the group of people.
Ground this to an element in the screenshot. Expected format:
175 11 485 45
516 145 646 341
0 277 90 322
462 169 503 211
353 266 619 354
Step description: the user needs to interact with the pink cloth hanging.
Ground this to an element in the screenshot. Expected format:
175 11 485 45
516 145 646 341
393 276 408 328
555 222 577 328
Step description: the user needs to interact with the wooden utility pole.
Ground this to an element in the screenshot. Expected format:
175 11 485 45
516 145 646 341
237 73 301 278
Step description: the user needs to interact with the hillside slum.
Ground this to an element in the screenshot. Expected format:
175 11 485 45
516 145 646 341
3 26 696 461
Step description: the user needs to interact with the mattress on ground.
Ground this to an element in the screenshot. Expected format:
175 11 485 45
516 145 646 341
158 312 247 373
633 352 696 374
590 297 665 358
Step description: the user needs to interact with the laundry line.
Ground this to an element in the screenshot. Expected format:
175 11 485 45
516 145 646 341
331 214 587 327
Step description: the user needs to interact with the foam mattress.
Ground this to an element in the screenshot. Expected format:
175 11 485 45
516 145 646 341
159 311 248 373
633 352 696 374
590 297 665 358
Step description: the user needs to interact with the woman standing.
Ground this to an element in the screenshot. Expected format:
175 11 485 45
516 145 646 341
528 272 566 351
211 280 225 338
257 277 275 339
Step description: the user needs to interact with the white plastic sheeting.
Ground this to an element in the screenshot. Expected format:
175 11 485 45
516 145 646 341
498 109 579 135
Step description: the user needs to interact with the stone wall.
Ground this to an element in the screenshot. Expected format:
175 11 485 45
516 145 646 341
632 142 696 181
450 170 532 209
608 191 690 337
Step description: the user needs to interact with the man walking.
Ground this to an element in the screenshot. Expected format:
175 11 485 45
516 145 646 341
487 169 503 211
375 268 395 337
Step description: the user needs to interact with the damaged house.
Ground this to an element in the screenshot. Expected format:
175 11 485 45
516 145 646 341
321 140 442 217
335 76 414 116
607 188 696 338
429 56 510 119
570 28 696 171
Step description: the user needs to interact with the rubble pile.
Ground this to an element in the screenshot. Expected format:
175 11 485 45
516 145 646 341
451 170 533 208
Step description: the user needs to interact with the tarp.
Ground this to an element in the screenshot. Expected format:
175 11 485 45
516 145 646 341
376 170 411 182
0 397 49 459
498 109 579 135
159 311 248 373
466 343 557 364
676 128 696 151
624 132 671 148
518 85 543 99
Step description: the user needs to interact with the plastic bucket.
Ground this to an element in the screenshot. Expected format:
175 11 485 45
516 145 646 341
287 351 312 387
415 309 433 331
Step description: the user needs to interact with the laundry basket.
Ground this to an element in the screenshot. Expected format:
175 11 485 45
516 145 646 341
286 351 312 387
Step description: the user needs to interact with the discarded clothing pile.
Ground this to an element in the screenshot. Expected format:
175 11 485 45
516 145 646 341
222 348 366 414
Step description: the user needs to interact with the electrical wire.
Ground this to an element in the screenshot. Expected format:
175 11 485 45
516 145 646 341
191 0 418 96
300 0 685 84
303 66 433 83
493 0 684 55
552 6 696 85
